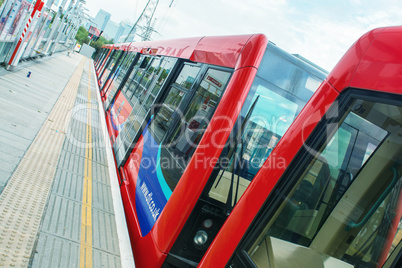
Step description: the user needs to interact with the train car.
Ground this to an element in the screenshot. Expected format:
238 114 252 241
94 34 327 266
95 26 402 267
201 26 402 268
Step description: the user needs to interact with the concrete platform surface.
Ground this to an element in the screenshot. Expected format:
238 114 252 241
0 53 133 267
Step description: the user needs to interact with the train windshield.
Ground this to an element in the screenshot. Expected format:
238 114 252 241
238 91 402 268
205 44 324 210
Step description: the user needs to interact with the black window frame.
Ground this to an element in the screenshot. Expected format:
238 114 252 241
114 56 184 167
104 52 140 111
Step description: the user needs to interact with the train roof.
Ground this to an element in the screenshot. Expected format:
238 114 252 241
327 26 402 95
101 34 331 78
102 34 268 70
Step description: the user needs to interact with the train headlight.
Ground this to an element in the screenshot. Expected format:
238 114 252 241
203 219 213 229
193 230 208 246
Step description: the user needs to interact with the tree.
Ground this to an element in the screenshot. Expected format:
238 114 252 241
75 26 114 58
75 26 89 45
91 36 113 58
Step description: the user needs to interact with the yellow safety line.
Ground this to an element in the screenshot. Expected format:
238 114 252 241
80 60 93 268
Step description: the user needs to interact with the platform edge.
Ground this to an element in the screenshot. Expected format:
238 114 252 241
91 61 136 268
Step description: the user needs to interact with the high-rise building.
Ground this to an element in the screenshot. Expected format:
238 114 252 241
103 21 118 40
114 21 133 43
93 9 111 31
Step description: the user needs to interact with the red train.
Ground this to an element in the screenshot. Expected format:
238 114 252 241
95 27 402 267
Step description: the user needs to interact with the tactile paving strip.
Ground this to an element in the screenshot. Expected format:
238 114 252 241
0 57 86 267
31 60 121 268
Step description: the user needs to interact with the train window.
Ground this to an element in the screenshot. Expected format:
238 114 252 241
122 55 147 96
114 57 177 165
128 56 154 102
104 52 137 108
96 48 111 73
131 57 162 112
149 63 202 143
259 44 325 103
235 92 402 268
121 58 175 142
130 57 177 132
99 50 124 88
206 76 302 210
94 48 106 69
157 68 231 190
199 48 325 210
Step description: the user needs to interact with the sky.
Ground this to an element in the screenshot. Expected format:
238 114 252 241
83 0 402 71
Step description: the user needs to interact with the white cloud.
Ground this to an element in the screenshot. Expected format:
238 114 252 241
83 0 402 71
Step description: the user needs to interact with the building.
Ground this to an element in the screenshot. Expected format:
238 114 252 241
114 20 133 43
103 20 118 40
93 9 111 31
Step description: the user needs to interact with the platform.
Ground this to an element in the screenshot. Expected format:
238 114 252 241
0 53 134 267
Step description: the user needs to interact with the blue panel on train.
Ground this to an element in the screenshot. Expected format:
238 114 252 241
135 128 170 236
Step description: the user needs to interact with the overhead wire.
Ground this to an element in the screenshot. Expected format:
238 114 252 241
157 0 178 38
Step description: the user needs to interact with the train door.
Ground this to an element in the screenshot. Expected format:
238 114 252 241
113 56 179 163
120 62 233 238
229 89 402 268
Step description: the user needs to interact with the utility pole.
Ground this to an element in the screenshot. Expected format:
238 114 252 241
124 0 159 42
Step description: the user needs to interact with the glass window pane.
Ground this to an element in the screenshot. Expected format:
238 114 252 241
258 45 325 103
173 64 201 89
207 80 302 208
122 55 145 95
150 86 188 142
246 97 402 268
100 50 123 86
158 69 231 190
114 57 177 165
149 64 202 143
104 52 137 108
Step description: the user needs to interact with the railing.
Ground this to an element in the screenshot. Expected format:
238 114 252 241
0 40 13 63
0 39 73 66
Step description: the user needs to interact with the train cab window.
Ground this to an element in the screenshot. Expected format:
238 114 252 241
202 45 325 211
207 84 299 206
234 92 402 268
